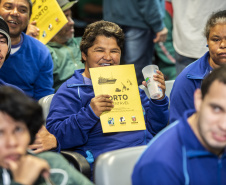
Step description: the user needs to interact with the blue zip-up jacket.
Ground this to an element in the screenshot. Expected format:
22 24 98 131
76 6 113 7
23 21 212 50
46 69 169 166
169 52 212 123
0 32 54 100
132 110 226 185
103 0 165 33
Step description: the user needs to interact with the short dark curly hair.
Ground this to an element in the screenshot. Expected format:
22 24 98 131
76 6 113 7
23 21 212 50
80 20 124 63
0 86 44 144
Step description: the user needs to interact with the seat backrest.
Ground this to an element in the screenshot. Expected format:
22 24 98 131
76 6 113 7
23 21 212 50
165 80 175 99
38 94 54 123
94 145 146 185
139 80 175 100
139 84 150 98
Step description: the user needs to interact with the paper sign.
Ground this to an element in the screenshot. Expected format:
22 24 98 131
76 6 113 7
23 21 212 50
30 0 68 44
90 65 146 133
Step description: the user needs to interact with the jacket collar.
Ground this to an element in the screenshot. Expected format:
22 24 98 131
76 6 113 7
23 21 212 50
66 69 92 88
186 52 212 80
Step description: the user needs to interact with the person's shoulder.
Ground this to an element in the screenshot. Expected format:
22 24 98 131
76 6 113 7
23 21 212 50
72 37 82 42
142 121 181 160
23 33 50 51
36 151 63 161
177 61 198 79
173 60 199 87
134 121 183 183
35 152 93 185
69 37 82 46
55 72 80 94
36 151 71 169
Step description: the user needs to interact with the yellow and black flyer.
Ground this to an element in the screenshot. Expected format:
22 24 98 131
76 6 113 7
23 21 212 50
30 0 68 44
90 65 146 133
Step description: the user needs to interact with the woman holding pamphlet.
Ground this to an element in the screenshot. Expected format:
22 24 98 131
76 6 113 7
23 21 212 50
46 20 169 179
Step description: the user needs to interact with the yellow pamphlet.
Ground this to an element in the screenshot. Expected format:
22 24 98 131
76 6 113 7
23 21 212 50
30 0 68 44
90 65 146 133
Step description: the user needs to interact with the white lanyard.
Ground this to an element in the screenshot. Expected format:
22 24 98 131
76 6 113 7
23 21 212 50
2 169 11 185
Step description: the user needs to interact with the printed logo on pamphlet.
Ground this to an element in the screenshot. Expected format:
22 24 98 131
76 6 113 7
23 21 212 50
131 116 138 124
119 117 126 124
108 117 114 126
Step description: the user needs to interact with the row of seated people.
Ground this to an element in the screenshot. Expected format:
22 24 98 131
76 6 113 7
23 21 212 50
40 10 226 184
0 0 226 183
0 0 85 101
1 65 226 184
0 0 171 100
0 7 168 184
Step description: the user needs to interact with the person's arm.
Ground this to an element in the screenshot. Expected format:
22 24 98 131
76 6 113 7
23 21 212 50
138 0 168 43
37 152 94 185
140 70 169 135
6 155 50 185
28 126 61 153
33 50 54 100
46 88 113 149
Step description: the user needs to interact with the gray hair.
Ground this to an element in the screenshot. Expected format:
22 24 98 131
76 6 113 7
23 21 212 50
204 10 226 39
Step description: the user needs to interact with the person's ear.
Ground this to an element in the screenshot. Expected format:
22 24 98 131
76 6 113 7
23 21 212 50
82 52 87 62
194 89 202 112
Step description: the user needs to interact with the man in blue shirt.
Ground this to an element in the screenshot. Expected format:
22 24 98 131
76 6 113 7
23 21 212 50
132 65 226 185
0 0 54 100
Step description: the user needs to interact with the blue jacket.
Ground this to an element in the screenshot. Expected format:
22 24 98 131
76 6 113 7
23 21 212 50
103 0 165 33
169 52 212 123
46 69 169 164
0 79 11 86
0 32 54 100
132 110 226 185
0 79 22 91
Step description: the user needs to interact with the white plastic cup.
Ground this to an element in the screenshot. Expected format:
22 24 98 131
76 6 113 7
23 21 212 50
142 65 163 99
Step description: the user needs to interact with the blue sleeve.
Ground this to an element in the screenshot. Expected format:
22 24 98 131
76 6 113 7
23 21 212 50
33 50 54 100
137 0 165 32
46 87 99 149
132 160 182 185
50 137 61 153
169 74 199 123
140 88 169 135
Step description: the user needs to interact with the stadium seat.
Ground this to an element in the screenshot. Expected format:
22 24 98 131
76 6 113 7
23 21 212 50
94 145 146 185
38 94 54 124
